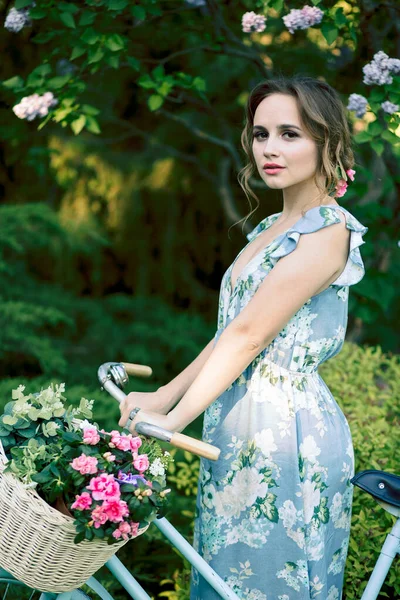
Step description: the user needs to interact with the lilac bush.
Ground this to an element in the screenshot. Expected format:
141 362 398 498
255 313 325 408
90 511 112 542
346 94 369 118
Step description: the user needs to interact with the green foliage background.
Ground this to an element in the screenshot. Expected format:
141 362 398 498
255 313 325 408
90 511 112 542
0 0 399 598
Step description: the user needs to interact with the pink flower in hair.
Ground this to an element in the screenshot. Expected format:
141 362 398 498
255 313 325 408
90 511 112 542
346 168 356 181
335 179 348 198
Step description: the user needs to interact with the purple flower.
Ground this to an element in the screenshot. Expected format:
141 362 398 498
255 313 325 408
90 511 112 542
363 51 400 86
347 93 368 118
381 101 399 115
283 5 323 34
116 471 148 486
242 11 266 33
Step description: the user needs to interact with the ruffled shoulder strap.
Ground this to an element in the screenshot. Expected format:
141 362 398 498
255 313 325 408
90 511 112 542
268 205 368 287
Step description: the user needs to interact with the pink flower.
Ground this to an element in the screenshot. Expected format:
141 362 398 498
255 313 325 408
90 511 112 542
102 499 129 523
103 451 116 462
71 454 98 475
133 453 149 473
109 430 133 452
112 528 122 539
87 473 121 501
346 168 356 181
130 521 140 537
335 179 348 198
91 505 108 528
130 436 142 453
71 491 92 511
82 426 100 446
112 520 134 540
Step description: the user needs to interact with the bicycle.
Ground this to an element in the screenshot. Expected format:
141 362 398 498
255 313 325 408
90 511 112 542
0 361 398 600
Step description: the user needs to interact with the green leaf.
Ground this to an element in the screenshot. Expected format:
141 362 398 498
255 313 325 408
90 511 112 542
81 28 100 45
137 74 155 90
127 57 140 71
32 469 53 484
381 130 400 145
104 34 125 52
85 116 101 134
59 12 76 29
369 88 386 103
18 426 37 438
109 0 129 9
74 531 85 544
0 427 11 437
15 0 32 8
269 0 284 10
70 46 86 61
29 7 47 19
148 95 163 111
87 47 105 64
58 2 79 13
371 139 384 156
152 65 165 81
353 131 373 144
2 76 24 90
131 5 146 20
106 55 120 69
79 11 96 26
82 104 100 116
47 75 71 90
192 77 206 92
368 120 384 136
71 115 87 135
334 8 347 28
321 24 338 45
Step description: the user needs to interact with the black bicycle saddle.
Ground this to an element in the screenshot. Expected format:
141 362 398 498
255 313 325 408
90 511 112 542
351 470 400 508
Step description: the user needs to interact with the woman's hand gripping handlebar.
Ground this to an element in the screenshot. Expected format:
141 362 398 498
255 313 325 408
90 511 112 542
97 361 220 461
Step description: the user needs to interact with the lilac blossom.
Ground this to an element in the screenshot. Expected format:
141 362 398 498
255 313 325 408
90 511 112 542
362 51 400 86
283 5 324 34
242 11 266 33
4 7 31 33
13 92 58 121
347 93 368 118
381 101 399 115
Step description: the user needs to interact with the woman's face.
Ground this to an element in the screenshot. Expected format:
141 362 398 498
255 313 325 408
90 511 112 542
252 93 319 191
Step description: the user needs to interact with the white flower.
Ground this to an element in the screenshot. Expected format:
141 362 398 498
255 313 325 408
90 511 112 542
278 499 297 529
299 435 321 463
254 428 277 456
149 457 165 477
296 479 320 524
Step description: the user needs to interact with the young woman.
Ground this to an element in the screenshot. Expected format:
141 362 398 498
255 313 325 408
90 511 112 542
119 76 368 600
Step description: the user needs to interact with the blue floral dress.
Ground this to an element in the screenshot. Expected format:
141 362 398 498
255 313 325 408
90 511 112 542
190 204 368 600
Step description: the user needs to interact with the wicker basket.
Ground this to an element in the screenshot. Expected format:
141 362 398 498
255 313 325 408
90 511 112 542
0 449 148 593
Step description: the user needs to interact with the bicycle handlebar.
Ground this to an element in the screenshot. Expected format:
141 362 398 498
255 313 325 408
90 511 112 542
98 362 221 461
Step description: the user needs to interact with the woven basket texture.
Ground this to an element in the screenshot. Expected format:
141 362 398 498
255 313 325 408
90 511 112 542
0 468 147 593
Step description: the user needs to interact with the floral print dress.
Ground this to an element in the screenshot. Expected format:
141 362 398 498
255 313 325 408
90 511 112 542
190 204 368 600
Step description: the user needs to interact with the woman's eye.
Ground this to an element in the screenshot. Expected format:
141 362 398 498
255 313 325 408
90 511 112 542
253 131 298 140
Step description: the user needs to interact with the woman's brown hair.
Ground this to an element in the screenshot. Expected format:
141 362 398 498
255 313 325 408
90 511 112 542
236 75 355 229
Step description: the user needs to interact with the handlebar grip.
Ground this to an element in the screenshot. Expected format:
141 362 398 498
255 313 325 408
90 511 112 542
170 432 220 461
121 362 153 378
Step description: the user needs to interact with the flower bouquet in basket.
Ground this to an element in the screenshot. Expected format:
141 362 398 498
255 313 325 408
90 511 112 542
0 383 173 592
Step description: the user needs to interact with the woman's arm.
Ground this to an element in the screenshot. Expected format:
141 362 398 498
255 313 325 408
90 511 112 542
156 337 216 411
165 220 349 432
